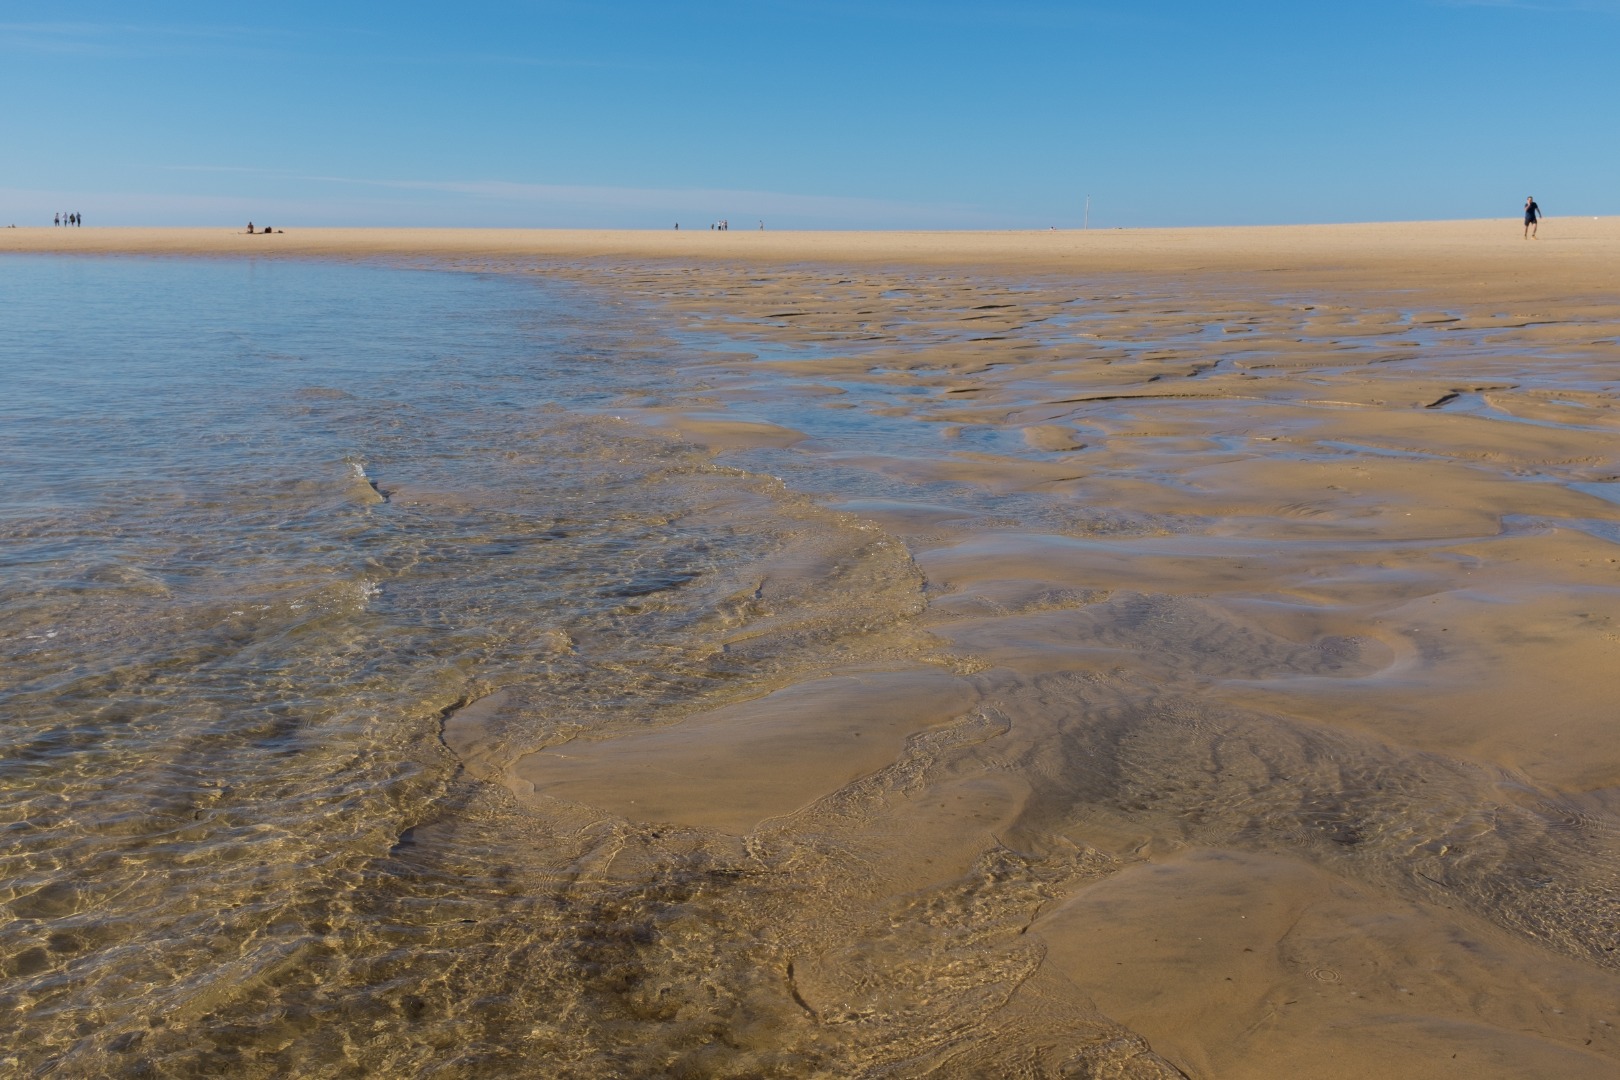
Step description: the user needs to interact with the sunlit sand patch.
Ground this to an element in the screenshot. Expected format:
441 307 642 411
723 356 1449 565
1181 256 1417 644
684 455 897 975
925 577 1110 619
1219 581 1620 791
1035 849 1620 1079
511 670 980 832
1479 388 1620 428
1021 423 1089 451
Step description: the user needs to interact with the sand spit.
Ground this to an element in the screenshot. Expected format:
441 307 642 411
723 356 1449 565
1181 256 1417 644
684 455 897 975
12 223 1620 1077
5 216 1620 301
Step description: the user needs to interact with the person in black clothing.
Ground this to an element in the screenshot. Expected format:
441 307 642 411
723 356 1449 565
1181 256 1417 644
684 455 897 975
1524 196 1540 239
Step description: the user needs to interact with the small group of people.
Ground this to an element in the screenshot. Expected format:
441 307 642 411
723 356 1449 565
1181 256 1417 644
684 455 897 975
244 222 279 234
673 219 764 231
54 212 82 227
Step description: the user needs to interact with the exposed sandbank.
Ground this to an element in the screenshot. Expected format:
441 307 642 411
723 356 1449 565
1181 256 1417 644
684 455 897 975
494 238 1616 1077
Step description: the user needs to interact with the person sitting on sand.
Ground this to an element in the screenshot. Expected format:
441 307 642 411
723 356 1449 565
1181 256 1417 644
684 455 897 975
1524 196 1540 239
246 221 255 234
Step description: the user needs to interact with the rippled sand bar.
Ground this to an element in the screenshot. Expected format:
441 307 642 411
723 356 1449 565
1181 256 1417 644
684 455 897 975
4 222 1619 1078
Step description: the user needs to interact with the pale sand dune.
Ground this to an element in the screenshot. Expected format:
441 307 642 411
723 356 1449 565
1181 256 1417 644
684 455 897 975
14 222 1620 1076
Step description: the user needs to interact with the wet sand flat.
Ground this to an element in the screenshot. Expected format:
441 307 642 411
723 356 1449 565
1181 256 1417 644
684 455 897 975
8 223 1620 1077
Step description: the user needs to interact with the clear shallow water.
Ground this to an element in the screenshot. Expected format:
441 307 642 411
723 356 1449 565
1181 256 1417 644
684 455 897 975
0 257 929 1075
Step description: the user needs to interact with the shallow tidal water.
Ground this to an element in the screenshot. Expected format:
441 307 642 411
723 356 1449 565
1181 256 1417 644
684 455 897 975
4 255 1620 1078
1 257 927 1075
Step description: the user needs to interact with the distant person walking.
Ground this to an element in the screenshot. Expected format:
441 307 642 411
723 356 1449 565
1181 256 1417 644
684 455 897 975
54 213 60 227
1524 196 1540 239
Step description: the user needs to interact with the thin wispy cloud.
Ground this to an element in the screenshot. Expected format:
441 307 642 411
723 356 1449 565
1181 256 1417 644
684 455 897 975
760 0 1164 31
1436 0 1620 11
0 20 642 70
154 166 989 224
0 20 286 57
360 51 650 70
155 164 299 175
57 167 1005 228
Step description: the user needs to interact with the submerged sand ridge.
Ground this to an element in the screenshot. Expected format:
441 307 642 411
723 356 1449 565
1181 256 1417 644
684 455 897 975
8 226 1620 1076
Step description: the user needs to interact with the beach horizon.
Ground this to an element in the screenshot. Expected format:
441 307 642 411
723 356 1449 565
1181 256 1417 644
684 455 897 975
6 216 1619 292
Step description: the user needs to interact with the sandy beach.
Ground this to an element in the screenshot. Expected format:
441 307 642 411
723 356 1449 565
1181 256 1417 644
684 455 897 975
7 221 1620 1077
8 217 1620 296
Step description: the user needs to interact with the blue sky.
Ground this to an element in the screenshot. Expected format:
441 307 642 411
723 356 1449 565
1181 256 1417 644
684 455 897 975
3 1 1616 228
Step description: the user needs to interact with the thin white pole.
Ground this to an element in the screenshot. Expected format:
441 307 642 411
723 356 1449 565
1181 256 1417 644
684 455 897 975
1084 195 1090 230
